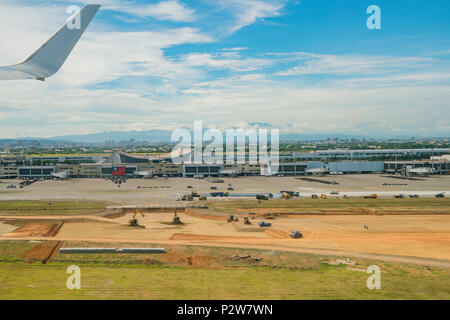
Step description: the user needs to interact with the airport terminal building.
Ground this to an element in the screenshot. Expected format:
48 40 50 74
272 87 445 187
1 149 449 179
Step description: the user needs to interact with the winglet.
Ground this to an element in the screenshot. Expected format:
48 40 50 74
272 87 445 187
0 5 100 81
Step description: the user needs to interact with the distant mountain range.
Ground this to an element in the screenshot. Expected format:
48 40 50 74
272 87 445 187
2 130 370 144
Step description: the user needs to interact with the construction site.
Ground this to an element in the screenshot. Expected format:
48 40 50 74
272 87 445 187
0 174 449 299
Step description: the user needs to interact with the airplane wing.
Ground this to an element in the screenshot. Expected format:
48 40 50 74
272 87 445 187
0 4 100 81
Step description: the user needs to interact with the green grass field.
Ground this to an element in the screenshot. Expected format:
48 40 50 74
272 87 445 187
209 198 450 214
0 262 449 300
0 200 109 216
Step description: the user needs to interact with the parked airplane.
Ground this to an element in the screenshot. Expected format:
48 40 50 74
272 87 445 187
0 5 100 81
51 171 69 180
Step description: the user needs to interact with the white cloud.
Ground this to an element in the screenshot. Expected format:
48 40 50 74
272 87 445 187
126 0 195 22
0 4 65 65
182 52 272 72
338 72 450 88
76 0 196 22
54 28 212 86
172 77 450 137
215 0 288 33
275 52 436 76
1 71 449 138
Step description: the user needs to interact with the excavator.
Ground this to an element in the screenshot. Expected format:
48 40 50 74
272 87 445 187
172 209 183 225
129 209 145 228
227 215 239 223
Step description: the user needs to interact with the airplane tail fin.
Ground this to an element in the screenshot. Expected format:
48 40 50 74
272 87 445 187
11 5 100 80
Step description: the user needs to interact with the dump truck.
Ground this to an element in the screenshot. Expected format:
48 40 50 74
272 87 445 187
265 213 275 220
256 194 269 200
258 221 272 227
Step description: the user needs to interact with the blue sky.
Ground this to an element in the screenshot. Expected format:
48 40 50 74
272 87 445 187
0 0 449 138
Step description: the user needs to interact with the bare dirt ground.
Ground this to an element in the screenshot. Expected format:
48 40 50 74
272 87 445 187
266 229 291 239
169 233 262 241
0 222 16 235
183 210 227 221
1 209 450 267
2 222 63 237
23 241 62 263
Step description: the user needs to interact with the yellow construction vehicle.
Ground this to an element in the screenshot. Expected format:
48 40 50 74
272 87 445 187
129 209 145 228
227 215 239 223
320 194 328 199
172 210 182 225
191 191 200 198
364 194 378 199
282 193 292 199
